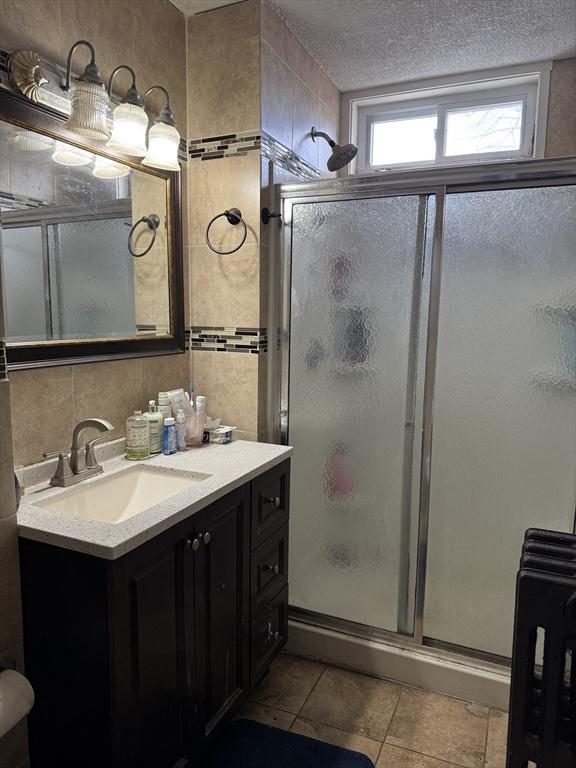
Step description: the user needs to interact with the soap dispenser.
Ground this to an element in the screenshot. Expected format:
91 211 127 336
126 411 150 460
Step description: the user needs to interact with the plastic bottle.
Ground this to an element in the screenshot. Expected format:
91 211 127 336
143 400 164 455
158 391 172 420
193 396 206 445
176 408 187 451
126 410 150 460
162 417 177 455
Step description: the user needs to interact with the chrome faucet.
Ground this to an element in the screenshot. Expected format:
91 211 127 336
46 418 114 487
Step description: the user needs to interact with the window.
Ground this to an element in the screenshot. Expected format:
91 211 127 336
345 64 551 173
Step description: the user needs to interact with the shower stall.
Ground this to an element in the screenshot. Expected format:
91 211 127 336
273 157 576 705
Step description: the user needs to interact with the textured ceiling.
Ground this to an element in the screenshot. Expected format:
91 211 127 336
170 0 576 91
270 0 576 91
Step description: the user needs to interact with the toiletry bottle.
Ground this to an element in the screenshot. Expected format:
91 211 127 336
126 410 150 460
193 396 206 445
176 408 187 451
188 380 196 409
143 400 164 455
162 417 177 455
158 391 172 420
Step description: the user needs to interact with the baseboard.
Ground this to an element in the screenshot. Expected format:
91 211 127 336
286 619 510 711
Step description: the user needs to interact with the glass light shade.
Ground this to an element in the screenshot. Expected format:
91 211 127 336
106 102 148 156
52 142 94 167
65 80 110 142
11 130 54 152
93 155 130 179
142 122 180 171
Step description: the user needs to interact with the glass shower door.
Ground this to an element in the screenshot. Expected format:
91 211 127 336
424 185 576 658
288 194 429 634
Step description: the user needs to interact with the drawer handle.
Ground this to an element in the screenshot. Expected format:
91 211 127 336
201 531 211 545
265 622 280 644
264 496 281 508
185 537 201 551
265 564 280 576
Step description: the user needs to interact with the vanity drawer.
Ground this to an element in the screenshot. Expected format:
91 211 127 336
251 461 290 549
251 524 288 614
250 584 288 688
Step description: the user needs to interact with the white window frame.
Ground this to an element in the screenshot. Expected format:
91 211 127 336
343 62 552 175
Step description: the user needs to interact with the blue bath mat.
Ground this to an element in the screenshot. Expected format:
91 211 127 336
204 719 375 768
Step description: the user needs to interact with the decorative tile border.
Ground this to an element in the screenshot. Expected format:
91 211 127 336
188 130 261 161
261 131 321 181
0 191 49 211
136 324 170 336
188 326 268 354
0 340 7 380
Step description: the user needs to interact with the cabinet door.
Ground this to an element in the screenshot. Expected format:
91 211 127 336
189 485 250 737
110 529 185 768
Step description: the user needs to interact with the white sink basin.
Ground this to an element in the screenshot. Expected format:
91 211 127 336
36 465 212 524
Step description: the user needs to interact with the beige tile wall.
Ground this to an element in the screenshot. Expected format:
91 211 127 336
9 354 189 467
545 57 576 157
187 0 264 437
261 0 341 173
187 0 261 139
131 172 171 329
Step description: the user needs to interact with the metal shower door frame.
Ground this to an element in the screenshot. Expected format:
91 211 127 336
276 156 576 666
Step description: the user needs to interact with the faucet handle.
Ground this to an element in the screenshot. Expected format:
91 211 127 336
85 435 110 469
44 452 74 486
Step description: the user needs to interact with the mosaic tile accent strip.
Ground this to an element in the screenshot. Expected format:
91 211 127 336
261 131 321 181
189 326 268 354
0 191 49 210
188 130 261 161
0 339 7 380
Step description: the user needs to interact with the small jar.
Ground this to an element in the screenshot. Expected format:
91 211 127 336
162 417 177 455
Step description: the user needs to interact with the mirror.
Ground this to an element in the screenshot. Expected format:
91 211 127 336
0 95 184 369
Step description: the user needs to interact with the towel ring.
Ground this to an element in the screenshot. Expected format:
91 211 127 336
128 214 160 257
205 208 247 255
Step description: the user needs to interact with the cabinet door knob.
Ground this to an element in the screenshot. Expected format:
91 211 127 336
266 564 280 576
185 537 201 551
202 531 211 545
264 496 281 508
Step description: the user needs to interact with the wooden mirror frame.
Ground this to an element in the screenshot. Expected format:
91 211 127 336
0 87 185 370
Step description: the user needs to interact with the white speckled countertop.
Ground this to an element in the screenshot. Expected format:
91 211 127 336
17 440 292 560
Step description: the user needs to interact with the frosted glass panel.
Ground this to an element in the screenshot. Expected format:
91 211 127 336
288 196 426 632
425 186 576 657
1 226 47 341
48 218 136 339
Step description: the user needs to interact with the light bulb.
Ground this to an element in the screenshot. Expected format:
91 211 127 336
142 122 180 172
64 80 110 142
107 102 148 157
52 142 94 166
11 131 54 151
93 155 130 179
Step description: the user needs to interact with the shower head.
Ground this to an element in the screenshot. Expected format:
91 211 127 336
311 126 358 172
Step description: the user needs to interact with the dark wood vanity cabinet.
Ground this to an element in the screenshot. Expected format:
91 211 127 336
19 460 290 768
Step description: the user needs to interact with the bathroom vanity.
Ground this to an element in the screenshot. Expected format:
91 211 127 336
17 442 291 768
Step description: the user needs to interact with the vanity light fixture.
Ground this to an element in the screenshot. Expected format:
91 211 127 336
106 66 148 157
141 86 180 172
52 141 94 167
93 155 130 179
62 40 110 142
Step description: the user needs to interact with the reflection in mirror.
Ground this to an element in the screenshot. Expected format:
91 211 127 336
0 119 171 344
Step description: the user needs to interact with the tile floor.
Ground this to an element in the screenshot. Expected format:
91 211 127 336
237 653 508 768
